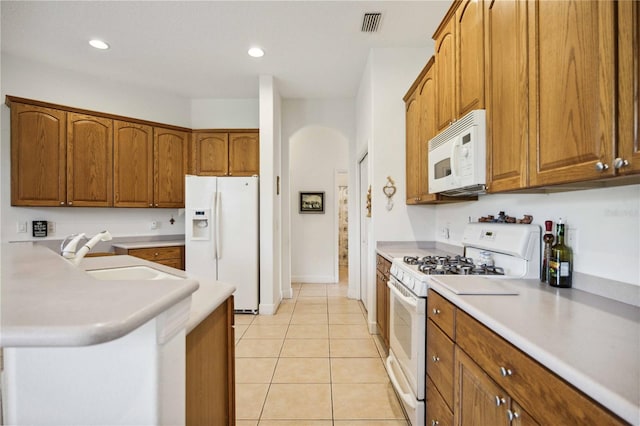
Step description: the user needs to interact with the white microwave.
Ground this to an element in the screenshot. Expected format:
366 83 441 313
428 109 487 196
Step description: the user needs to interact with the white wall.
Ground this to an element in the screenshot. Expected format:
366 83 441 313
1 54 192 243
190 98 258 129
435 185 640 286
258 75 282 314
282 99 354 285
289 126 349 282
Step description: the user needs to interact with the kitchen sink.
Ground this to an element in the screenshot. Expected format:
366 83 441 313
86 265 183 281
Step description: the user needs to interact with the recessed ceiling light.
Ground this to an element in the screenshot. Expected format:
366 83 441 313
89 39 110 50
248 47 264 58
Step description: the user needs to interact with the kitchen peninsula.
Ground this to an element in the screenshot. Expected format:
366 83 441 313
0 242 235 425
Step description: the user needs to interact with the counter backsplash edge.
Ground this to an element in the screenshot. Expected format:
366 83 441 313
29 234 185 254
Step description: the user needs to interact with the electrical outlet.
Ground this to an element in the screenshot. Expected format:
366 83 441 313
439 227 450 239
48 221 56 234
16 222 27 233
567 227 578 252
150 221 158 230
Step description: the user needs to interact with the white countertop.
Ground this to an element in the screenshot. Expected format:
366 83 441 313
1 243 208 347
111 240 185 250
429 277 640 425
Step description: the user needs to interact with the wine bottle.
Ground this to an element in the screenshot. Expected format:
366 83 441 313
548 219 573 287
541 220 554 282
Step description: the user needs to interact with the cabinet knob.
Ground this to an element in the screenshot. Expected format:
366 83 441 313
432 355 440 362
60 201 65 205
155 204 158 207
431 421 440 426
149 203 153 207
68 201 73 205
595 161 609 172
613 157 629 169
495 396 506 406
154 252 159 257
432 308 441 315
500 366 513 377
507 409 520 422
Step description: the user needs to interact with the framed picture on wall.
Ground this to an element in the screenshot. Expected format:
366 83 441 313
299 192 325 214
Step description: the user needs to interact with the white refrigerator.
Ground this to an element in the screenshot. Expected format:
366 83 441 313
185 175 259 313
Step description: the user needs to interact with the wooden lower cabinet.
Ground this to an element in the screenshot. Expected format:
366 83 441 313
114 245 185 270
186 296 235 426
375 255 391 351
426 290 626 426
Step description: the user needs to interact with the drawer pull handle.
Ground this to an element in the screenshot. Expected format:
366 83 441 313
507 409 520 421
431 421 439 426
500 367 513 377
432 355 440 362
432 308 441 315
495 396 506 406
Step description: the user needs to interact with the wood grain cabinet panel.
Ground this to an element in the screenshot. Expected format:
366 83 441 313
66 112 113 207
113 120 153 207
485 0 529 193
456 0 485 117
193 132 229 176
229 132 259 176
186 296 235 426
618 0 640 175
435 14 456 132
427 319 455 409
418 60 439 203
114 245 185 270
527 0 616 186
405 86 421 204
154 128 189 208
426 377 454 426
10 103 67 206
375 255 391 352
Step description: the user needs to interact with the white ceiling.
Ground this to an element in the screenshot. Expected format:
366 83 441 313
1 1 451 99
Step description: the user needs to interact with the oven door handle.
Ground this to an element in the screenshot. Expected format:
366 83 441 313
387 280 418 310
386 355 417 409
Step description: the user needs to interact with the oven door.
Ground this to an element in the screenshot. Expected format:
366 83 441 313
386 276 426 399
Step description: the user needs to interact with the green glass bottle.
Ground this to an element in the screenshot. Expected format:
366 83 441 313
548 219 573 288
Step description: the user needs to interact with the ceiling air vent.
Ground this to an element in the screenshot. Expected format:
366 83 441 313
361 12 382 33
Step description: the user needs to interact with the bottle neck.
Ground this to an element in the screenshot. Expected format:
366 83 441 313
556 224 565 245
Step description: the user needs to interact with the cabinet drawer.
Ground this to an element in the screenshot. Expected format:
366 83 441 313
427 289 456 339
427 319 455 409
154 258 183 270
128 246 182 261
456 310 625 426
426 376 454 426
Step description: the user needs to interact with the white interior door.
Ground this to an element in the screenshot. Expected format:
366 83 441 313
358 154 369 311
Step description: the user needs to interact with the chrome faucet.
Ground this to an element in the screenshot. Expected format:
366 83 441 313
61 231 112 265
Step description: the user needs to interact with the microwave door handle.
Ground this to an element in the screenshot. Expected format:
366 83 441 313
450 138 459 178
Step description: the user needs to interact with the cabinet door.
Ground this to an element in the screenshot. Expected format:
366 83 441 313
485 0 529 192
405 89 421 204
10 103 67 206
427 377 454 426
456 0 485 117
186 297 235 425
194 132 229 176
113 121 153 207
154 128 188 208
419 60 439 203
67 113 113 207
229 132 259 176
509 400 539 426
435 16 456 132
528 0 616 186
618 0 640 175
375 269 389 349
455 347 510 426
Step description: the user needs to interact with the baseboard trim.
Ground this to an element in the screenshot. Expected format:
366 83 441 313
291 275 336 284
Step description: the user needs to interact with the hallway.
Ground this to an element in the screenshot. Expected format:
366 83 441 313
233 270 408 425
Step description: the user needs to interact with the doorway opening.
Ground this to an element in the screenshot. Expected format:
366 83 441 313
336 171 348 284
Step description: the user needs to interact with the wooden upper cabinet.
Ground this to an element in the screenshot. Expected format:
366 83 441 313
456 0 485 117
113 120 153 207
193 132 229 176
405 87 421 204
434 13 456 132
485 0 529 193
229 133 259 176
66 113 113 207
618 0 640 175
419 60 438 202
528 0 616 186
154 128 189 208
10 103 67 206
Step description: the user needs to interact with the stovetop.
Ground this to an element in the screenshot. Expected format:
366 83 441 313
401 255 505 276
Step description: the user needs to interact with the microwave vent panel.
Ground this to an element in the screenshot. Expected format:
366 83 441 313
361 12 382 32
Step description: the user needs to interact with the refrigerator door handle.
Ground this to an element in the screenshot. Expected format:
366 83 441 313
211 191 218 260
215 191 222 259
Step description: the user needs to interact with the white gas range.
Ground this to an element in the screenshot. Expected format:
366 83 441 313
385 223 541 426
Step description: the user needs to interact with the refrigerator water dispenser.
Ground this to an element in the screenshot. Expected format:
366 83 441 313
190 209 211 240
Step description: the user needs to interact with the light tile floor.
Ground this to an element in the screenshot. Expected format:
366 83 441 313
234 270 408 425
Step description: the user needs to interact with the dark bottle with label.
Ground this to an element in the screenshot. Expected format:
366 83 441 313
548 219 572 287
541 220 554 282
